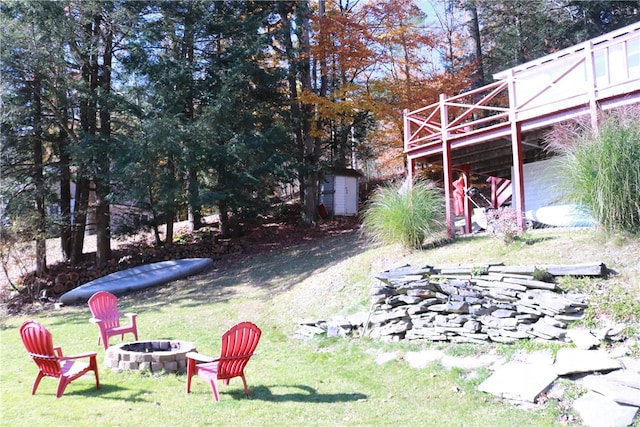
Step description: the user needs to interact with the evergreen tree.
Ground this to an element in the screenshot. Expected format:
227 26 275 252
564 0 640 41
118 1 211 244
460 0 639 79
119 1 292 238
198 0 291 236
1 1 70 276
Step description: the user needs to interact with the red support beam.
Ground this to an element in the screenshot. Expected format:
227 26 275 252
440 94 455 238
508 70 526 233
404 109 414 187
460 165 471 234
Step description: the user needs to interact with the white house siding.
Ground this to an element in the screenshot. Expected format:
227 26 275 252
517 158 567 212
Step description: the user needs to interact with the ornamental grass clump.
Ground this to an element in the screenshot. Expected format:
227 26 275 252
361 180 445 249
545 107 640 233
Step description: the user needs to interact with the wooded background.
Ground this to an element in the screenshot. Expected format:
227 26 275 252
2 0 638 274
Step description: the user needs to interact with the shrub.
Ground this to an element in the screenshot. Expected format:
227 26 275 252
546 107 640 233
485 207 523 244
361 180 445 249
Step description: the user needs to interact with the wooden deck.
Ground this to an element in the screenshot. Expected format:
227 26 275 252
404 21 640 236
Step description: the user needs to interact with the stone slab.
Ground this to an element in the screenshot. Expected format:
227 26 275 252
294 325 325 338
375 264 434 283
582 374 640 406
346 311 369 327
487 265 535 274
554 348 622 376
573 391 638 427
440 354 502 370
477 361 557 402
375 352 399 365
404 350 444 369
542 263 606 277
566 329 601 350
603 369 640 389
512 349 555 366
619 357 640 374
503 277 556 290
609 346 632 359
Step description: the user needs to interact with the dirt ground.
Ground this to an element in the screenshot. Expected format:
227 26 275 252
1 209 361 314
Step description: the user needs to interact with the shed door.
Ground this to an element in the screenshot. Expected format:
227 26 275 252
334 176 358 216
318 174 335 213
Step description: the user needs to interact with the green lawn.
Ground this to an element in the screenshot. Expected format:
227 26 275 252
1 229 638 426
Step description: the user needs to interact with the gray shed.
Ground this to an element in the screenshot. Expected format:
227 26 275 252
318 168 362 217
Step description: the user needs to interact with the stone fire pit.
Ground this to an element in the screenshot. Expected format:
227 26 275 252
104 340 196 374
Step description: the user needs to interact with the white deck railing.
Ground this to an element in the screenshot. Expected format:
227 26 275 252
405 21 640 156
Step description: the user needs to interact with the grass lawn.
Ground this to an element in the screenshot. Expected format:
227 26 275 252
1 228 638 426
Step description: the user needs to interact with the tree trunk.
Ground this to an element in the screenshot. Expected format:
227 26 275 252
147 186 164 247
182 3 202 232
95 18 113 268
71 16 99 265
165 209 175 246
164 155 177 246
70 177 90 264
187 167 202 231
32 76 47 277
94 155 111 269
299 0 319 225
217 199 230 238
58 129 72 261
279 3 307 218
465 0 485 87
515 14 525 64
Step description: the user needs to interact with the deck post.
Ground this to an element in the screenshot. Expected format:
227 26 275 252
507 71 526 233
490 177 498 208
403 109 414 187
510 121 526 233
461 165 471 234
585 41 600 130
403 108 410 144
440 94 455 238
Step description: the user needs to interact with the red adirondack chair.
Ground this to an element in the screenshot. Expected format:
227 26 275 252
88 291 138 350
19 320 100 398
186 322 262 401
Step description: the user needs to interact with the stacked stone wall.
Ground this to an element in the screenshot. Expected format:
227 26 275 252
366 263 601 343
296 262 609 344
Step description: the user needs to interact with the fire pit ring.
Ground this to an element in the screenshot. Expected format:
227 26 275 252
104 340 196 374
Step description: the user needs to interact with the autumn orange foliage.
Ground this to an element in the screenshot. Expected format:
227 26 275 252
300 0 476 177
